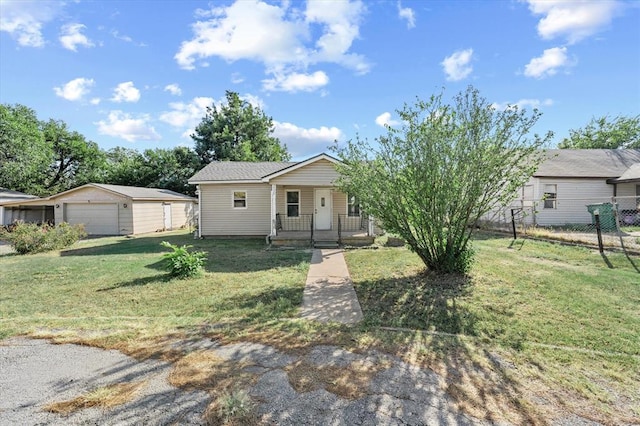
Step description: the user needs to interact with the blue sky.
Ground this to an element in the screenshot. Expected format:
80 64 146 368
1 0 639 160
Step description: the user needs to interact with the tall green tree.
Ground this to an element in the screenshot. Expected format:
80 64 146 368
0 104 50 195
192 90 290 164
558 114 639 149
42 119 107 192
333 86 552 274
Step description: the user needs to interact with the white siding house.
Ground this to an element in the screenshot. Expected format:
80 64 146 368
189 153 375 246
493 149 640 226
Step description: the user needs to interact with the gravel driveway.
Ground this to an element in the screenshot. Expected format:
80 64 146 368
1 337 491 426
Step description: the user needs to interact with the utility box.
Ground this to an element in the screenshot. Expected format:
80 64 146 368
586 203 617 232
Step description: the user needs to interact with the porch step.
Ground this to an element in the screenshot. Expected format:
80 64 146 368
313 239 339 249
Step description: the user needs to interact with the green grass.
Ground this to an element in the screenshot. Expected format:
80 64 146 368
345 234 640 423
2 230 639 423
0 231 310 339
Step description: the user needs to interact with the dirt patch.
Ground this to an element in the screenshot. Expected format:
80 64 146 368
44 381 146 415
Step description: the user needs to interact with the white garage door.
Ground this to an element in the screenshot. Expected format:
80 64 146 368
65 203 118 235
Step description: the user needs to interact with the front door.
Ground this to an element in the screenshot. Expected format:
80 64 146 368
314 189 332 230
163 203 172 230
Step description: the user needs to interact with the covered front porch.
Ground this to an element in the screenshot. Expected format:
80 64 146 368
267 185 375 247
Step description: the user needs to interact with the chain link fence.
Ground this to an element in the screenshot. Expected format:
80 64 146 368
480 196 640 254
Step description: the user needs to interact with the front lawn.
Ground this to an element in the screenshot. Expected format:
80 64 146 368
346 235 640 424
0 231 310 339
1 230 638 424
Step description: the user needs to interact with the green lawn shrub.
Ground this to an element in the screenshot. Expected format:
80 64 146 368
1 222 87 254
160 241 207 278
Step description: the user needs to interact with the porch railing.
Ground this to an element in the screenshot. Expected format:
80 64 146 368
338 214 367 232
275 213 314 241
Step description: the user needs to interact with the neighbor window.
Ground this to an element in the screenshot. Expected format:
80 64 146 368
233 191 247 209
543 184 557 209
286 190 300 217
347 193 360 217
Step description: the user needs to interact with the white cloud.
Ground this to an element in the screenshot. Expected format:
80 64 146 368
441 48 474 81
0 0 61 47
263 70 329 92
111 81 141 103
59 23 94 51
273 121 344 158
397 2 415 29
492 98 554 111
90 98 101 105
231 73 244 84
525 0 621 44
96 111 161 142
164 83 182 96
524 46 573 79
159 96 214 139
175 0 369 90
375 112 400 128
53 77 94 101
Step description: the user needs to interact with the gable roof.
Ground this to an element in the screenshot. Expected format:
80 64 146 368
86 184 196 201
608 163 640 183
534 149 640 178
189 161 295 183
188 153 341 184
0 188 38 204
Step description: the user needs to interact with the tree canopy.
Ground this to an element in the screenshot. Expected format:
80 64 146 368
192 90 290 164
558 114 639 149
333 86 552 274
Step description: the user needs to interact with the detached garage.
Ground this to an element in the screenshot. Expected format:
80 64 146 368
1 184 197 236
52 184 197 235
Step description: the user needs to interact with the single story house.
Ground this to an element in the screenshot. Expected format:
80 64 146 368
0 188 44 226
188 153 375 246
0 183 197 235
507 149 640 226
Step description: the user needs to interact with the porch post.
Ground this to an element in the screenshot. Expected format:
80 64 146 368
270 184 277 236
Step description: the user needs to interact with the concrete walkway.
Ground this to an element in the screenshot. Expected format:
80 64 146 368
300 249 363 324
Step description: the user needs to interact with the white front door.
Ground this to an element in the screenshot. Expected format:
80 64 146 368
163 203 172 230
314 189 332 230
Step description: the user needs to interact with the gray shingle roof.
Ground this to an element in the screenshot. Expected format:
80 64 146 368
610 163 640 183
0 188 38 203
189 161 296 182
534 149 640 178
90 184 196 200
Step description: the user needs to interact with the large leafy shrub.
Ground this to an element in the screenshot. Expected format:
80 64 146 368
160 241 207 279
1 221 86 254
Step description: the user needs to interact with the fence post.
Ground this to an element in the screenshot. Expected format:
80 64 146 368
594 210 604 254
510 209 517 239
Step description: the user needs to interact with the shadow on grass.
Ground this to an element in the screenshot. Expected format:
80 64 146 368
355 271 544 424
355 271 476 334
61 233 311 274
212 286 304 323
97 274 173 291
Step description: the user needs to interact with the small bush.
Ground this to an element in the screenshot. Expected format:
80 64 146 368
1 221 86 254
216 389 254 424
161 241 207 278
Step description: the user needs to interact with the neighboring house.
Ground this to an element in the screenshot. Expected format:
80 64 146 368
0 184 197 235
188 153 375 246
0 188 42 226
507 149 640 226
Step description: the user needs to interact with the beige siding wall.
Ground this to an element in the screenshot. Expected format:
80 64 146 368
52 187 133 235
534 178 615 226
333 190 347 229
616 183 640 211
200 183 271 236
131 201 165 234
171 202 196 229
270 159 340 186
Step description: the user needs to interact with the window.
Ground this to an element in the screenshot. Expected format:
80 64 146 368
286 190 300 217
233 191 247 209
347 193 360 217
543 184 557 209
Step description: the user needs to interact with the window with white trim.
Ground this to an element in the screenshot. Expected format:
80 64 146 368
543 184 557 209
286 190 300 217
347 193 360 217
233 191 247 209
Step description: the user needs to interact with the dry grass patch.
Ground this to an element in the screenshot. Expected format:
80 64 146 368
44 381 146 415
168 350 257 394
204 389 258 426
285 359 387 400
